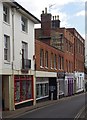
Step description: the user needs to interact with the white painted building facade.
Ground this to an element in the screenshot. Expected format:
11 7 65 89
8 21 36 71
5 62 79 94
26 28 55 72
0 1 40 110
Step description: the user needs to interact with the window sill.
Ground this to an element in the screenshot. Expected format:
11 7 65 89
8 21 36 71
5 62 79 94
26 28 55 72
45 67 48 69
4 61 11 65
51 67 53 70
21 30 28 34
40 66 44 69
3 21 10 26
15 99 33 105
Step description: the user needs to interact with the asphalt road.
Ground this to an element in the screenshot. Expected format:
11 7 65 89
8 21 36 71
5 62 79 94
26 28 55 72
17 93 85 118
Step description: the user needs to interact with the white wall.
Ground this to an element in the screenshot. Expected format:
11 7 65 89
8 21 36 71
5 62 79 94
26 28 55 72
13 11 35 71
0 2 3 74
0 2 35 74
75 72 84 92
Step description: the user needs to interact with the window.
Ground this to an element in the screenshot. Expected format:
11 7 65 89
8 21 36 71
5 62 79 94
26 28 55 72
58 55 61 69
61 57 64 70
45 51 48 68
36 83 49 98
54 54 57 69
14 76 33 103
21 16 28 32
15 81 20 102
3 4 9 23
51 53 53 69
66 60 68 72
4 35 10 61
40 49 44 67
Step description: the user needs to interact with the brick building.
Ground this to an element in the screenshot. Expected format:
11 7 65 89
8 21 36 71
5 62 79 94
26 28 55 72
35 39 64 101
35 8 85 100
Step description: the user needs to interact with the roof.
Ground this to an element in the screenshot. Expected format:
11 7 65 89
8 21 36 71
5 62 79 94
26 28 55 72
6 0 41 24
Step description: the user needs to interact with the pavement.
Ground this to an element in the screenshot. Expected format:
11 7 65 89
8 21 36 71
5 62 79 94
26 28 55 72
2 93 87 119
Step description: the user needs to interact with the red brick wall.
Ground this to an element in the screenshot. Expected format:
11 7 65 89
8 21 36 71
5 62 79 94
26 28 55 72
35 39 65 72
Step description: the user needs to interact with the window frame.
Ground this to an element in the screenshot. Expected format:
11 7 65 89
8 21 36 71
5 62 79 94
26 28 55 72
21 16 28 32
3 4 9 23
40 49 44 68
4 35 10 62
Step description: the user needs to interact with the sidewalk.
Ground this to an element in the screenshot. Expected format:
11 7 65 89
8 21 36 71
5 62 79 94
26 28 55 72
2 93 86 119
2 99 59 118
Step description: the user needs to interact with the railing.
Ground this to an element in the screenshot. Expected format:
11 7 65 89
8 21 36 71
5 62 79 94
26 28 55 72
22 59 31 70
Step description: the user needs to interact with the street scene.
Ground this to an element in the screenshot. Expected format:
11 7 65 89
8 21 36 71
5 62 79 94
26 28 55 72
10 93 86 118
0 0 87 119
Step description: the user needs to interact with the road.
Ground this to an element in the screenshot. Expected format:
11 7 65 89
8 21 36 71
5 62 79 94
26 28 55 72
16 93 85 118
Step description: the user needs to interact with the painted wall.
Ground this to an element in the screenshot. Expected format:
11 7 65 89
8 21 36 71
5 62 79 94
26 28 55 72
0 2 35 74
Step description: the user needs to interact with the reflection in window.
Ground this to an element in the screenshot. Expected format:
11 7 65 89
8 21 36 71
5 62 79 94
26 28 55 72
15 81 20 102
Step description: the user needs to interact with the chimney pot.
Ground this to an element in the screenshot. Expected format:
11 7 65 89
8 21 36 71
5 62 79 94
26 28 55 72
53 16 54 20
55 16 56 20
45 7 47 14
42 10 44 14
57 15 59 20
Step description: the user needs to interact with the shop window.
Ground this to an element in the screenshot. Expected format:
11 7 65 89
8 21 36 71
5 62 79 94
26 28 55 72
21 81 26 100
40 84 43 96
45 83 49 96
27 81 32 99
36 84 39 98
14 76 33 103
36 83 49 99
15 81 20 102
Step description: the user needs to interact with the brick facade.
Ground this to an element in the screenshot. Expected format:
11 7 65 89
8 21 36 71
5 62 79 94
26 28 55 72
35 39 64 72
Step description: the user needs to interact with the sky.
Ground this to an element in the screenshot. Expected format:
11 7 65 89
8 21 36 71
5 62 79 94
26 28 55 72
15 0 86 39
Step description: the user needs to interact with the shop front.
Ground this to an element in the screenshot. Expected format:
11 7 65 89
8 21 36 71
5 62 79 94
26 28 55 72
14 75 34 109
74 72 84 93
65 73 74 96
36 77 49 102
57 72 65 98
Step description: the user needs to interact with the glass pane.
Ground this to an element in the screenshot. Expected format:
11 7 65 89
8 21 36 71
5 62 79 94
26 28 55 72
15 81 20 102
36 84 39 98
21 81 26 100
26 81 32 99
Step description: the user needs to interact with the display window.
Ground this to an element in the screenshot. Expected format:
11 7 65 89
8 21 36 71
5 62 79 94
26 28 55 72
14 76 33 103
36 83 49 98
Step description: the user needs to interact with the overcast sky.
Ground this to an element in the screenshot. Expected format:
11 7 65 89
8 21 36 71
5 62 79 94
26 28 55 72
15 0 86 38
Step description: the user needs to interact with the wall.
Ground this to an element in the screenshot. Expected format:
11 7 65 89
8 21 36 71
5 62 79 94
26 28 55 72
35 39 64 72
0 2 35 74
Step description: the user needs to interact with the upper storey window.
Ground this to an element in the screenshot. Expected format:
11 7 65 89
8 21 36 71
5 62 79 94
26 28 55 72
3 4 9 23
21 16 28 32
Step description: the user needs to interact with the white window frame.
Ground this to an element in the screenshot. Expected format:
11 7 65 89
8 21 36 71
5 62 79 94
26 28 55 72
4 35 10 62
21 16 28 32
45 51 48 68
3 4 9 23
40 49 44 68
54 54 57 69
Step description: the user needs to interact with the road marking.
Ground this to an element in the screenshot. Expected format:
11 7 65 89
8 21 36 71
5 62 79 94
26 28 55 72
74 106 85 120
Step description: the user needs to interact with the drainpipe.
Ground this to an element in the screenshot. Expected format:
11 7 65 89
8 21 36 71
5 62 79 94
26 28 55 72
12 8 15 63
9 7 15 111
